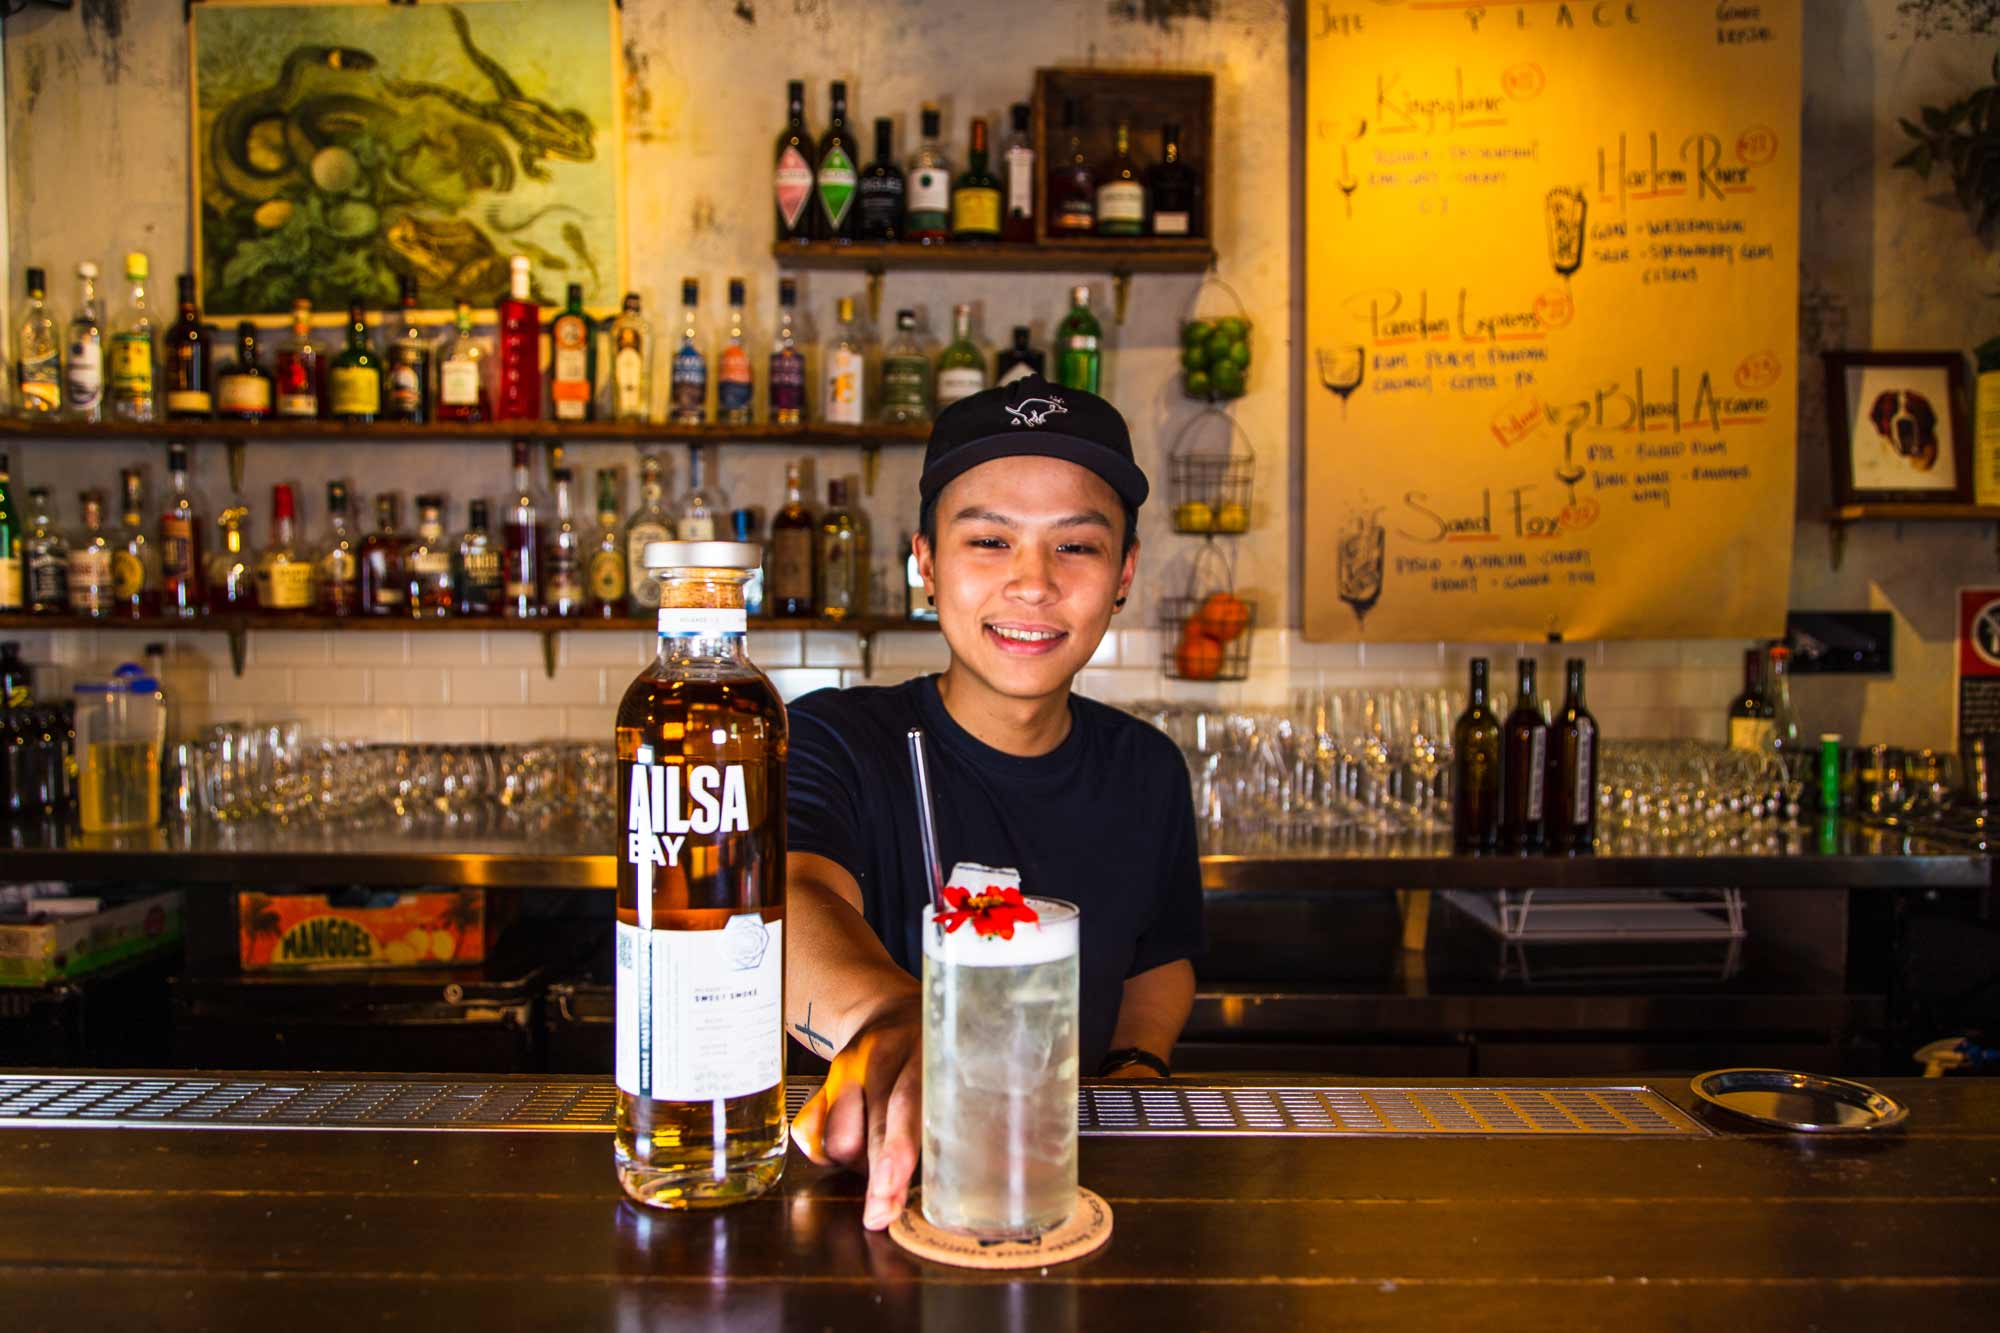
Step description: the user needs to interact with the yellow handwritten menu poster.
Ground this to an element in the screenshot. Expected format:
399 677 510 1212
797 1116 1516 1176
1304 2 1802 642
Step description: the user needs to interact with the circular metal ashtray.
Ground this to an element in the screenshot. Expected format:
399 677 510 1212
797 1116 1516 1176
1689 1068 1909 1133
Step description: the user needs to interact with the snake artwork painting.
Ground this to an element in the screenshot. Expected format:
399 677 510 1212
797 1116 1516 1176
192 0 620 318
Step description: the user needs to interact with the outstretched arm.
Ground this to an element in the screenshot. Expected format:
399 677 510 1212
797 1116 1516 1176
1104 958 1196 1076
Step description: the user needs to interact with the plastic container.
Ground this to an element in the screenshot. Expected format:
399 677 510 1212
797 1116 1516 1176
72 664 166 833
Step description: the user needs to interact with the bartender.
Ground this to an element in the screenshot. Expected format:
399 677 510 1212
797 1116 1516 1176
783 374 1205 1230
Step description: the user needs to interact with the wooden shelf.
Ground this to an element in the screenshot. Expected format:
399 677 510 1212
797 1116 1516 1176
1825 503 2000 570
0 417 929 446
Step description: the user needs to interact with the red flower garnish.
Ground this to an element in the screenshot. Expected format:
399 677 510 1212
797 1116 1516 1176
936 884 1041 940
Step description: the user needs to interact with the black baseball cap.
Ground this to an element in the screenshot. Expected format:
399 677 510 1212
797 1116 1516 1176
918 373 1149 511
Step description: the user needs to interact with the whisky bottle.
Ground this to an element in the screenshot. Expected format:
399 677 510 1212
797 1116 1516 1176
436 302 491 423
768 461 816 618
406 494 455 619
817 478 866 620
68 490 114 618
615 539 787 1208
274 299 322 420
162 275 213 419
950 117 1002 242
113 468 157 618
330 301 381 423
454 500 503 617
385 278 432 424
316 481 361 617
503 441 542 618
360 492 409 617
215 321 274 421
25 487 69 615
205 503 255 615
255 483 314 615
1094 120 1146 237
159 444 204 617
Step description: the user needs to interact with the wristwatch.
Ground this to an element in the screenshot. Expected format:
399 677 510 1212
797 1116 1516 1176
1096 1047 1171 1078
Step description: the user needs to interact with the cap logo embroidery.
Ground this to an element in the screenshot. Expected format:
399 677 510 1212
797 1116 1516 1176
1004 396 1067 428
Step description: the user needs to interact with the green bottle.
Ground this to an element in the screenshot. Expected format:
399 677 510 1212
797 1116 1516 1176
0 452 22 612
329 301 381 423
1055 285 1101 394
935 303 987 410
880 309 929 424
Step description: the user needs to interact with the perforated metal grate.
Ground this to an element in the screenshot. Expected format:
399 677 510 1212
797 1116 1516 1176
0 1075 1702 1136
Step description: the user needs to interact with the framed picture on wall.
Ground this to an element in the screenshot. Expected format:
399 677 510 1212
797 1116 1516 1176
1822 350 1973 506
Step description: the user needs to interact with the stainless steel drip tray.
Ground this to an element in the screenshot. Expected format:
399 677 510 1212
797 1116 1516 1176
0 1074 1706 1137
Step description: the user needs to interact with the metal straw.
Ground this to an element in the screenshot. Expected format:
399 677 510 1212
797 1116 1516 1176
907 727 947 915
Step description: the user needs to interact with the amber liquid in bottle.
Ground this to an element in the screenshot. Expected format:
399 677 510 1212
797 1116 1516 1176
614 557 788 1209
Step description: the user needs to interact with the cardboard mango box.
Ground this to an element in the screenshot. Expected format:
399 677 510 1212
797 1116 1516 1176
238 890 493 971
0 892 184 987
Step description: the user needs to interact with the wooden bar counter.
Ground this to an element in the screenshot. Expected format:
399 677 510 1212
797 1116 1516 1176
1 1074 1993 1331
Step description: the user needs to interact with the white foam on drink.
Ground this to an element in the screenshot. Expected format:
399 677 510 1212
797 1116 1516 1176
923 896 1078 968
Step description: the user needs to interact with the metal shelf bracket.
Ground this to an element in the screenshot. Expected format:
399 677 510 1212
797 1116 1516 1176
1112 271 1132 325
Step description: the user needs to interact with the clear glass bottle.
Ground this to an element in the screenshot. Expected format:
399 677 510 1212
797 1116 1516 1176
717 278 754 424
109 253 156 424
550 282 596 422
1094 119 1146 237
608 293 651 423
435 301 491 423
497 254 542 421
950 117 1003 242
455 499 503 617
817 477 867 621
880 309 930 425
26 487 69 616
406 494 455 618
113 468 156 619
767 278 806 426
906 105 953 245
68 490 114 618
63 261 105 422
330 301 381 423
205 503 255 615
768 461 816 618
216 321 274 421
1055 285 1102 394
16 267 60 417
1002 102 1036 244
588 468 628 619
1766 644 1801 758
316 480 361 617
675 446 727 542
360 493 409 618
670 278 707 425
822 296 866 426
623 454 675 614
613 539 788 1209
543 467 584 618
159 444 204 618
385 277 431 423
503 440 542 618
935 304 987 411
255 483 314 615
274 299 322 420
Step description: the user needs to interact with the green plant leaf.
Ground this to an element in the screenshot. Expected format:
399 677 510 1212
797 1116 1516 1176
1894 144 1936 178
1926 103 1952 131
1900 115 1925 139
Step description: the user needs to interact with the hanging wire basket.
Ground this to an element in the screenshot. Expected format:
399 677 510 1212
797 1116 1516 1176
1179 270 1252 403
1159 540 1256 682
1168 408 1256 536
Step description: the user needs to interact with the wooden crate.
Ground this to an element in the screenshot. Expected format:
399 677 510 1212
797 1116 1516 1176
1031 68 1216 245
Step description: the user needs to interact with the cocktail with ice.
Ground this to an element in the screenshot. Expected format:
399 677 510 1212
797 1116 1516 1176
921 887 1079 1238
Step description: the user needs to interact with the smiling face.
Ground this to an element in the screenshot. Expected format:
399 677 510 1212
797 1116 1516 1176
917 456 1138 706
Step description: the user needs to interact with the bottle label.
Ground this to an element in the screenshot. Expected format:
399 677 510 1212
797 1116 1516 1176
997 359 1036 387
217 373 273 415
458 547 498 600
111 550 145 601
858 175 905 233
825 348 864 424
160 515 195 580
936 366 986 407
411 550 452 578
260 559 314 609
387 356 424 415
0 556 21 610
1729 717 1775 752
552 319 590 417
616 915 783 1103
546 550 583 604
626 521 671 609
278 390 318 417
1005 146 1035 217
1152 210 1192 236
329 366 379 416
29 546 67 606
589 548 627 603
908 167 951 221
322 549 359 611
1059 337 1100 392
1523 729 1546 821
1097 180 1145 227
775 146 814 230
111 335 152 400
952 187 1002 236
65 340 103 411
68 548 111 610
1571 721 1595 825
1054 195 1096 230
677 514 717 541
718 345 753 414
768 350 804 416
1978 368 2000 507
672 346 707 418
817 146 858 228
772 527 813 602
882 355 928 413
657 607 748 637
614 346 645 416
18 353 60 411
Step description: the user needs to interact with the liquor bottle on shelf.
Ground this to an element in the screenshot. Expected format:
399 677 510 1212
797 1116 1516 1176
385 278 431 424
436 301 491 424
159 444 204 617
113 468 156 619
718 279 754 425
1766 644 1801 758
550 282 596 422
0 455 19 612
822 296 866 425
1452 658 1504 852
608 293 650 423
255 483 314 615
858 118 906 243
815 80 859 244
880 309 930 426
670 278 707 425
1727 647 1773 751
817 478 866 621
405 494 455 618
274 299 322 420
163 275 213 419
1002 102 1036 244
543 467 584 618
315 481 361 617
732 508 766 617
216 321 274 421
612 540 788 1209
25 487 68 616
64 261 105 422
774 79 817 244
1055 286 1102 393
935 303 987 411
497 255 542 421
995 326 1044 386
330 301 381 424
15 267 60 417
1547 658 1598 853
1147 123 1197 236
360 493 409 618
454 500 503 618
69 490 114 618
623 454 674 614
588 468 627 619
950 117 1003 242
503 441 542 618
906 105 952 244
675 446 726 542
1047 99 1095 236
1500 658 1549 851
1094 120 1146 237
109 253 156 424
768 279 806 426
205 503 255 614
768 461 816 619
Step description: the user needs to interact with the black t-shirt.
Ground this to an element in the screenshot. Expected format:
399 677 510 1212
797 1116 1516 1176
787 675 1205 1071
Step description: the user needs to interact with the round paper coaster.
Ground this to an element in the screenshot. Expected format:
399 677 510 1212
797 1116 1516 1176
888 1188 1113 1269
